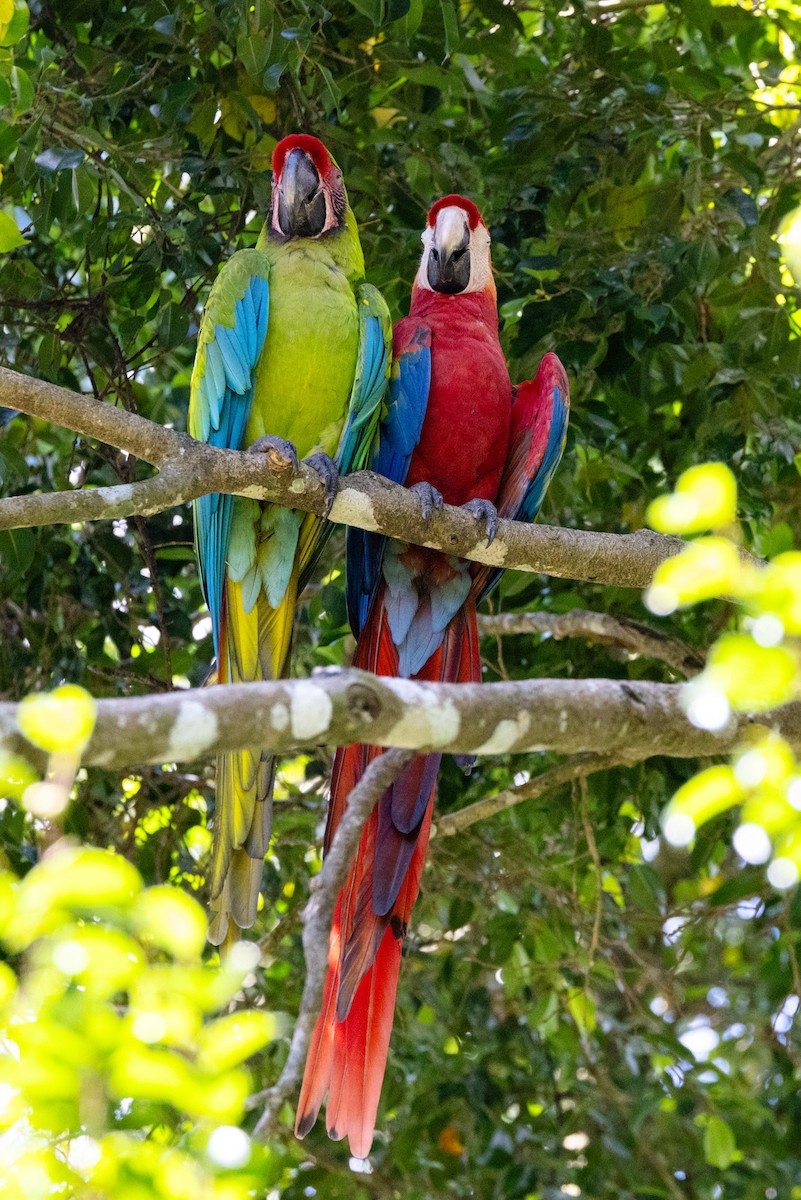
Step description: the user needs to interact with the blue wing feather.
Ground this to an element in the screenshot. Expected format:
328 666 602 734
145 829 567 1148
336 315 387 472
191 259 271 660
346 326 431 637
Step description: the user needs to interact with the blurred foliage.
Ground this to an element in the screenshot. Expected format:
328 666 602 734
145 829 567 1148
0 844 288 1198
650 464 801 887
1 0 801 1195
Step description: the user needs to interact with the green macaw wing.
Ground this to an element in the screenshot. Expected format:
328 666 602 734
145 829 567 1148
189 249 271 659
297 281 392 588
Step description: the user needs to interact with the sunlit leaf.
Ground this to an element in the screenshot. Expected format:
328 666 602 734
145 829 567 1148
196 1010 277 1073
646 538 745 613
0 210 27 252
17 684 96 755
663 765 744 842
133 885 207 960
706 633 798 711
703 1115 739 1169
647 463 737 535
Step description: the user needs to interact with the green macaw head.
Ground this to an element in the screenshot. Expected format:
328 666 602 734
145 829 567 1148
269 134 350 241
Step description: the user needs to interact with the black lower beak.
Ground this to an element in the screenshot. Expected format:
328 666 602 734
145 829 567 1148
277 148 327 238
428 246 471 294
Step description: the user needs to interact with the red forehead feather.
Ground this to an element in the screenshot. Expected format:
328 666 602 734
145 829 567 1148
272 134 333 178
427 194 483 230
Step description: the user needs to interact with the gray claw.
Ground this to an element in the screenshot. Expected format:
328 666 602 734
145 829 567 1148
463 498 498 546
410 481 444 523
248 434 299 470
304 451 339 516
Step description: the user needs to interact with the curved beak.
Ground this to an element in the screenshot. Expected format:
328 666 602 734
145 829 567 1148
427 210 471 294
277 148 327 238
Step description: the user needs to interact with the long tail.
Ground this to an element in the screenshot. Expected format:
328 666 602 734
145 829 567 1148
296 590 480 1156
207 569 297 946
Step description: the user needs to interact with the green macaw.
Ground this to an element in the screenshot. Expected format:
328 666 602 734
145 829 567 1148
189 134 391 946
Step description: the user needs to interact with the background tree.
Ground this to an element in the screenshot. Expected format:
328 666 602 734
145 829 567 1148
1 0 801 1196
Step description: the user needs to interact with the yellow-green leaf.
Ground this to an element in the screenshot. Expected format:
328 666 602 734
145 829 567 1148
778 204 801 286
0 749 37 800
647 538 745 614
133 885 207 961
703 1115 739 1169
0 0 28 47
0 210 27 253
566 987 596 1037
196 1010 277 1073
707 633 798 711
647 463 737 535
5 847 141 950
17 684 96 755
747 552 801 635
663 765 744 843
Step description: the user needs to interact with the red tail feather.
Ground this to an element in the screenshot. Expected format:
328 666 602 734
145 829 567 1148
296 592 479 1157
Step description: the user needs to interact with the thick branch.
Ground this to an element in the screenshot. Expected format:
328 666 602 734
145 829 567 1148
0 365 183 464
0 364 697 588
477 609 705 677
435 752 630 837
1 672 798 770
250 748 414 1138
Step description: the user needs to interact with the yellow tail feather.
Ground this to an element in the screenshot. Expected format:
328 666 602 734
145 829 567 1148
207 570 297 946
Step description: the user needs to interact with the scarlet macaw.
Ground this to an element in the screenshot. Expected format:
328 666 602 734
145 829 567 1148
189 135 391 945
296 195 570 1156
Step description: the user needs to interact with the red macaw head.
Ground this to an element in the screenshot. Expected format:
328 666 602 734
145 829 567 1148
270 134 347 239
416 195 494 297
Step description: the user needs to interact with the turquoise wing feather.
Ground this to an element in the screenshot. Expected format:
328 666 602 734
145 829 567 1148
297 281 391 586
336 283 393 475
189 249 271 658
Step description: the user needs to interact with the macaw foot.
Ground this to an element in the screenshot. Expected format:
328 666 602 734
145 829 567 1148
410 481 444 523
304 451 339 516
247 435 299 471
463 498 498 547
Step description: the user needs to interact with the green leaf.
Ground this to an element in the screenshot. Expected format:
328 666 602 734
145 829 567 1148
35 147 86 173
439 0 459 57
0 209 26 252
236 32 271 78
317 63 342 117
0 525 34 571
349 0 383 23
10 65 33 114
566 987 596 1037
0 0 28 48
703 1115 738 1169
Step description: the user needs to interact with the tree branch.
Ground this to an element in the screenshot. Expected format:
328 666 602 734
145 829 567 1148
1 671 798 770
250 747 415 1138
477 610 705 678
0 364 709 589
434 752 631 837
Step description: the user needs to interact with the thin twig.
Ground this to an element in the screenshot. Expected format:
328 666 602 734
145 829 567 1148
578 775 603 963
435 753 632 837
477 609 704 677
